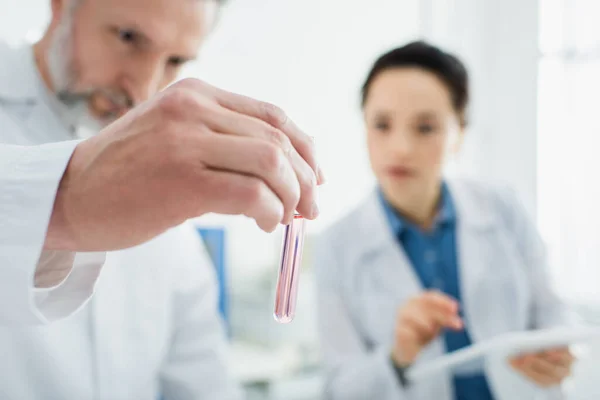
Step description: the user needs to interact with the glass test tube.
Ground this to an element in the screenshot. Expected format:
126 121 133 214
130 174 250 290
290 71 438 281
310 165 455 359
273 213 306 323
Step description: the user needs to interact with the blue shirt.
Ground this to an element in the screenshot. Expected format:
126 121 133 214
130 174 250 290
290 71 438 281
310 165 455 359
379 184 494 400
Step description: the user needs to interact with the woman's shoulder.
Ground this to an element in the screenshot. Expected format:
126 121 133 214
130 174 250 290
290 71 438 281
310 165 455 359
448 177 530 231
449 177 521 208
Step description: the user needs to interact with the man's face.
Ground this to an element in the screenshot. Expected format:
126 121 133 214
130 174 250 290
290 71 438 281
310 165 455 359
47 0 215 126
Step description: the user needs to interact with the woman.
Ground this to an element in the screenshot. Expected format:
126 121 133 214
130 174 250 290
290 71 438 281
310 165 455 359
314 41 576 400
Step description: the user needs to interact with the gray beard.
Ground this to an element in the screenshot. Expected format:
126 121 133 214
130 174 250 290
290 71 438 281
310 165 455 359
45 12 109 135
47 13 75 99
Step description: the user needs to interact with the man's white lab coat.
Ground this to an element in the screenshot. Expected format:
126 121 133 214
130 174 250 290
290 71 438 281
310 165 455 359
0 42 242 399
0 40 104 324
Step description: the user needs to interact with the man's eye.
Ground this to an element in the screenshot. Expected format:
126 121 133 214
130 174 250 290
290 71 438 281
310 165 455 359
118 29 137 44
168 57 185 67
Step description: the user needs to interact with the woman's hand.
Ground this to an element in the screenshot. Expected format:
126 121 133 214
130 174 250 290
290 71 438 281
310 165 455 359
509 347 575 387
391 291 463 366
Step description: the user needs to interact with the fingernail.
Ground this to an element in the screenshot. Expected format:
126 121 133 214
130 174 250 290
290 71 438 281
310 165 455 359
309 136 325 185
317 165 326 184
450 301 459 312
283 214 293 225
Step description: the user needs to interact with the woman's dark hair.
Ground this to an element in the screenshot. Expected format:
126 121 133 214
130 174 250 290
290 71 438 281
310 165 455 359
361 41 469 126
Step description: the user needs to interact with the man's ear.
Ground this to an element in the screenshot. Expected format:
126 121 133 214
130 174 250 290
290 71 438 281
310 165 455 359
51 0 64 17
50 0 72 25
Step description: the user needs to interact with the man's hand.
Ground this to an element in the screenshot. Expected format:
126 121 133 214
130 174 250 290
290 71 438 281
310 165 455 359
45 78 324 251
509 348 575 388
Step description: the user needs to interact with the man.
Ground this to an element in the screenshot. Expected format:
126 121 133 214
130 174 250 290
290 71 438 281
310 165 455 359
0 0 323 324
0 0 317 397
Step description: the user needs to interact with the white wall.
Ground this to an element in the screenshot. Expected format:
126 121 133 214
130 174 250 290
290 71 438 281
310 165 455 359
0 0 49 43
420 0 540 216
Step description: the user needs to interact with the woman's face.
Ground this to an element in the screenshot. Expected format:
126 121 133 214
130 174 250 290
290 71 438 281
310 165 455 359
363 67 464 205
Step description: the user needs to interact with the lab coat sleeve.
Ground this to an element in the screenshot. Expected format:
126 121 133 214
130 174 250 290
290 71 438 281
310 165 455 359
315 237 409 400
0 142 104 325
498 188 577 329
159 227 242 400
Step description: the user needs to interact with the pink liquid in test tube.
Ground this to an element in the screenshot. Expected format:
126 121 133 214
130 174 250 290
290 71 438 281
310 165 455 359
273 213 306 323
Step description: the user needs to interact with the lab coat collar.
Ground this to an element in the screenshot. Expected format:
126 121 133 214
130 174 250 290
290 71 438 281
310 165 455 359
447 179 498 229
0 42 39 101
0 41 96 139
355 179 497 258
377 181 457 237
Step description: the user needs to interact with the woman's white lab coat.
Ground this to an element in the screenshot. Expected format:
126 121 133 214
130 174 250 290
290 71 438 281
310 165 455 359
315 179 574 400
0 41 104 324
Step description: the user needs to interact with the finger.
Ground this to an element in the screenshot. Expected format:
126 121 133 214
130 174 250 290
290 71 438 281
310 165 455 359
288 148 319 220
197 103 318 220
512 360 558 387
525 356 565 377
317 165 326 184
406 303 461 333
526 355 570 382
421 291 459 314
419 293 462 329
196 169 283 232
510 357 524 369
520 367 557 387
402 312 440 343
543 349 576 367
310 136 326 185
214 89 321 183
430 311 463 331
197 135 300 224
167 81 323 189
511 354 528 364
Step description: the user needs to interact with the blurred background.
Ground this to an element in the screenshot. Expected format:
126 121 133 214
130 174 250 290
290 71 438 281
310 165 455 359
2 0 600 398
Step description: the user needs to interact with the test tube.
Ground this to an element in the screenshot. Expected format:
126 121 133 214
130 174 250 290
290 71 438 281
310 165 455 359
273 213 306 323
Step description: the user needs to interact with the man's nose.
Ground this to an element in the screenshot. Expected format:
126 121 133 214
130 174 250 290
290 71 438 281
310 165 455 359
125 57 165 105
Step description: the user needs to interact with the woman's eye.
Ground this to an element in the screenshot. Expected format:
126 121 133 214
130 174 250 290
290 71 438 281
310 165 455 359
375 121 390 131
417 124 436 134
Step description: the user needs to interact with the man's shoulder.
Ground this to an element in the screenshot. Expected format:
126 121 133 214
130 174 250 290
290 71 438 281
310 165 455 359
0 41 38 101
0 42 40 145
0 42 24 95
0 103 32 144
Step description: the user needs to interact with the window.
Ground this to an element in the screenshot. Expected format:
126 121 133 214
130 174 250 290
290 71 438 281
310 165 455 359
538 0 600 306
